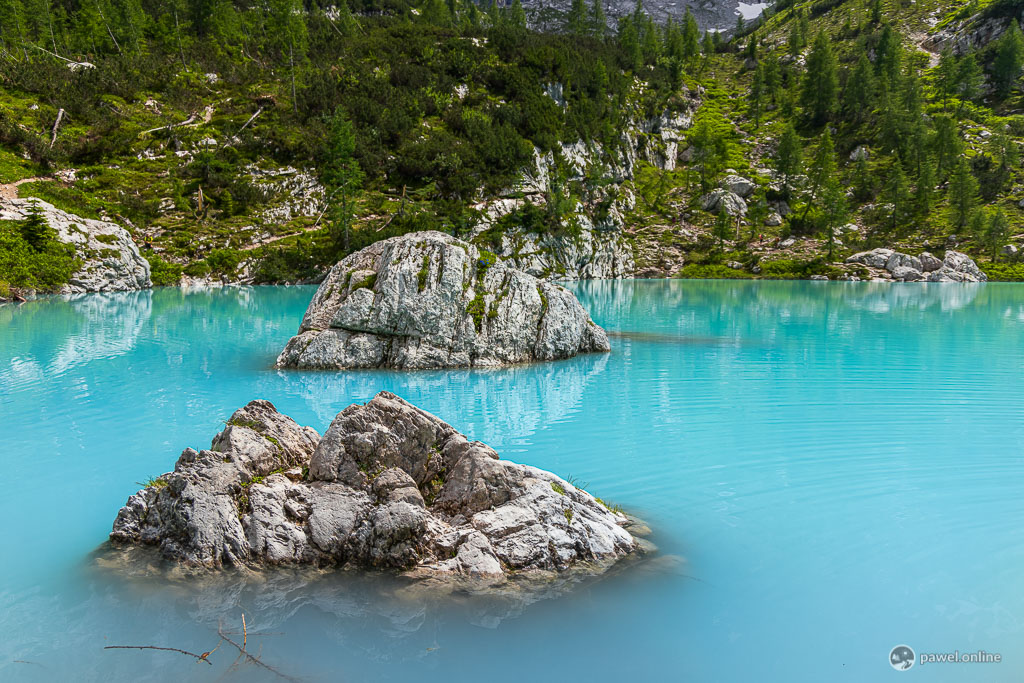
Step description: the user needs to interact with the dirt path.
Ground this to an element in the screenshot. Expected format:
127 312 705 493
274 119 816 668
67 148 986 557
0 176 50 200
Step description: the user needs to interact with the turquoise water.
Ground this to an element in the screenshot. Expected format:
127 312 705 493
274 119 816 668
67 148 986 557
2 281 1024 682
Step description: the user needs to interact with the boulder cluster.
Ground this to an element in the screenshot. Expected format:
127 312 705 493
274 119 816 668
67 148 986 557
276 231 610 370
846 248 988 282
110 392 640 580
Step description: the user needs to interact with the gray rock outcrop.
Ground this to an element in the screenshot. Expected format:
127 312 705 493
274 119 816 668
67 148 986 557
720 174 756 198
276 232 610 370
846 248 987 282
701 188 747 216
110 392 640 580
0 198 150 293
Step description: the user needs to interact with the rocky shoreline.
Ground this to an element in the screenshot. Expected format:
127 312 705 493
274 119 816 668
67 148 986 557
110 392 644 582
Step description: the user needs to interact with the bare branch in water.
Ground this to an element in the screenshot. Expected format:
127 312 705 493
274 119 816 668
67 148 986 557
217 618 301 682
103 645 214 664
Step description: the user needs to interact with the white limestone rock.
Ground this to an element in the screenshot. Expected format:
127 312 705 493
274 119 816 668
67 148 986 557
0 198 150 293
110 392 640 581
276 232 609 370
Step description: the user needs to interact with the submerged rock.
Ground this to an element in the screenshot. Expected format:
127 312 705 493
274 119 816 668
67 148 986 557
0 198 151 293
276 231 610 369
110 392 640 580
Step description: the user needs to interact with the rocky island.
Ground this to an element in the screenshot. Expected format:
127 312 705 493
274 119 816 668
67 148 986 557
276 231 610 369
110 392 641 580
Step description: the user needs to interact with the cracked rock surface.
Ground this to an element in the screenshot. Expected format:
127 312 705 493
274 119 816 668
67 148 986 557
275 231 609 369
110 392 640 581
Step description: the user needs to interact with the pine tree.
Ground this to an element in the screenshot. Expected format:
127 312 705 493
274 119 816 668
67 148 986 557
947 156 979 229
774 123 803 197
985 208 1010 258
882 161 911 234
618 17 641 71
268 0 308 113
687 117 728 193
874 24 902 87
931 114 961 175
682 9 699 61
993 20 1024 97
915 158 936 215
567 0 587 35
936 48 958 111
508 0 527 29
843 53 875 122
955 54 983 113
322 107 365 254
749 62 765 129
869 0 882 26
712 208 732 250
800 31 838 125
820 176 847 260
20 199 51 251
590 0 607 38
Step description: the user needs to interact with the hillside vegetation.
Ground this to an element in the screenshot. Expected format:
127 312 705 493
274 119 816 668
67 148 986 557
0 0 1022 289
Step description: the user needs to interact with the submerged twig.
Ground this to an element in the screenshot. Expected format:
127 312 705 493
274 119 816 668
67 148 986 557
217 619 300 682
103 645 214 665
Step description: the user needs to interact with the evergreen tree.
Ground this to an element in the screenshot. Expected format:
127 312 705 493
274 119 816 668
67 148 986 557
774 123 803 197
618 16 642 71
20 200 51 251
948 156 979 228
874 24 902 87
869 0 882 26
567 0 587 35
749 62 765 129
843 53 875 122
992 20 1024 98
687 117 729 193
590 0 607 38
820 175 847 260
746 189 769 240
682 10 699 61
322 107 365 254
985 208 1010 258
800 31 839 125
955 54 983 113
936 48 958 111
269 0 309 113
882 161 911 234
915 157 936 215
508 0 527 29
712 208 732 250
931 114 961 175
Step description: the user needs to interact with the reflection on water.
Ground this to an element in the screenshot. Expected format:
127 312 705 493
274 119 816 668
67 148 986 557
2 281 1024 683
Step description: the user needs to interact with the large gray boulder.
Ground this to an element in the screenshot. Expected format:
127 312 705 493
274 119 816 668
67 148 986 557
0 198 150 293
846 248 894 268
701 188 747 216
276 232 609 370
110 392 640 581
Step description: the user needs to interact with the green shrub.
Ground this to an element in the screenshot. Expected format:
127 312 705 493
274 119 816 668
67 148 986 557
676 264 754 279
0 219 78 292
146 254 183 286
979 262 1024 281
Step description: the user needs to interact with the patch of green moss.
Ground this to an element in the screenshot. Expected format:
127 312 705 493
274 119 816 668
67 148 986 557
551 481 566 495
352 273 377 290
467 291 486 332
417 253 430 291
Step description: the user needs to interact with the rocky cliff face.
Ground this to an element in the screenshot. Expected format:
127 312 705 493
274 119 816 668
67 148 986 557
110 392 641 580
276 231 610 370
470 103 697 280
0 198 151 293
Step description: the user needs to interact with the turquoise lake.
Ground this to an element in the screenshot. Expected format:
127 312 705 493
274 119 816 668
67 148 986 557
2 280 1023 682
